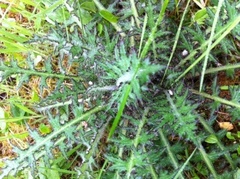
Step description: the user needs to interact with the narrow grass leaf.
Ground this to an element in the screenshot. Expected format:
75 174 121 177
13 102 37 115
199 0 224 91
158 128 184 179
190 89 240 109
99 10 118 23
173 148 197 179
108 84 132 140
175 15 240 82
197 140 218 178
198 115 235 169
140 0 169 59
0 132 29 141
161 0 190 85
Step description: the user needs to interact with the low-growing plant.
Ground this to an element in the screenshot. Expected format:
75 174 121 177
0 0 240 178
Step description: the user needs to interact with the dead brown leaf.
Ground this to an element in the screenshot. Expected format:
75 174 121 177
217 121 234 131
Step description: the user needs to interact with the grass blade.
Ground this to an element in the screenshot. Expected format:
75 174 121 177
199 0 224 91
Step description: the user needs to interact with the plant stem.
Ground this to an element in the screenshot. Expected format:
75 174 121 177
140 0 169 59
129 0 141 28
197 115 235 169
0 64 83 82
200 0 224 92
158 128 185 179
190 89 240 109
175 15 240 83
161 0 191 85
126 107 149 179
196 140 218 178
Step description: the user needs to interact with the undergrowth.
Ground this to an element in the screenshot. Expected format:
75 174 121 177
0 0 240 178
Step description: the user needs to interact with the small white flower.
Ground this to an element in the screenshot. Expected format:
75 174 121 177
182 50 188 57
168 89 174 96
88 81 93 86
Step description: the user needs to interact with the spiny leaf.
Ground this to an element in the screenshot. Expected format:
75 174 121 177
0 105 106 178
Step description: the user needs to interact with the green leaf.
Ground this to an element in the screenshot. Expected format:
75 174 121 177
0 28 28 43
79 8 93 25
193 8 209 25
97 23 103 35
47 9 70 24
237 146 240 155
39 124 51 135
234 169 240 179
47 164 61 179
237 131 240 138
13 102 37 115
99 10 118 23
0 160 5 168
11 102 25 117
108 84 132 140
31 90 40 102
17 74 30 89
226 132 235 140
193 7 216 25
205 134 218 144
80 1 96 13
0 132 28 141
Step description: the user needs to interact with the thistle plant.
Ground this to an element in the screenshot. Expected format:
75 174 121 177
0 0 239 178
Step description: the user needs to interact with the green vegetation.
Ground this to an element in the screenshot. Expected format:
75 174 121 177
0 0 240 178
